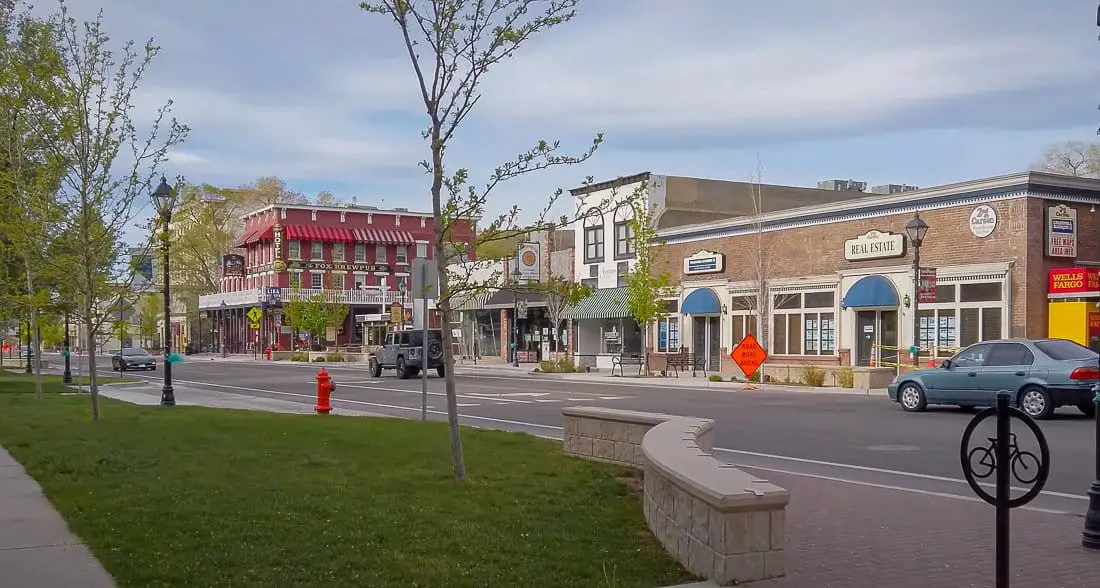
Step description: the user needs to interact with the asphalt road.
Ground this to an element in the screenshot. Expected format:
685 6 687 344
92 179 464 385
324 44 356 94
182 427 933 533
31 353 1099 515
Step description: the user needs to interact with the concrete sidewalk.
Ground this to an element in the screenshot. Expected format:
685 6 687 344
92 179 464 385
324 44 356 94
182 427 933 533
97 381 388 416
0 447 116 588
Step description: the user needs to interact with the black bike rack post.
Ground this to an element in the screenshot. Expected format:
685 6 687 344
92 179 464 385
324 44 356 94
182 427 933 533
959 390 1051 588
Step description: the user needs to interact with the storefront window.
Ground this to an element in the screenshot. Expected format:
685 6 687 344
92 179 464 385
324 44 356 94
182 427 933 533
773 290 835 355
731 314 758 344
657 316 680 352
923 281 1003 350
600 318 640 354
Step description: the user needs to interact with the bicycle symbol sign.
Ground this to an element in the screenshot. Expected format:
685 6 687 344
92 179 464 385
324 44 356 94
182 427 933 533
959 403 1051 509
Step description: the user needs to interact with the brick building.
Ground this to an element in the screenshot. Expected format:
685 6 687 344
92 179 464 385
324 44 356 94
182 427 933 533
198 204 475 351
646 171 1100 372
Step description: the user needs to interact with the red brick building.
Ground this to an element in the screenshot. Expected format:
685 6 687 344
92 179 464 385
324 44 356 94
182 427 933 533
645 172 1100 373
199 204 475 351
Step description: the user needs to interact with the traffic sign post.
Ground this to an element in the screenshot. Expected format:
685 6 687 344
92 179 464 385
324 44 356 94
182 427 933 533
730 333 768 390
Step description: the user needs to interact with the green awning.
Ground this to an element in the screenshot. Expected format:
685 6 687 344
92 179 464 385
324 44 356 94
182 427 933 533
563 287 631 320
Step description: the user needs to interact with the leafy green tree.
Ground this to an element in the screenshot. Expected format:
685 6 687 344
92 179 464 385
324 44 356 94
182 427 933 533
362 0 604 483
284 292 350 344
34 1 189 420
623 191 675 375
536 275 592 358
137 294 160 348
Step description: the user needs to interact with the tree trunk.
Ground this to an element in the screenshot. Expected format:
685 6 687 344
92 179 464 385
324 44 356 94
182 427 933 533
83 292 101 421
24 264 43 400
431 124 467 483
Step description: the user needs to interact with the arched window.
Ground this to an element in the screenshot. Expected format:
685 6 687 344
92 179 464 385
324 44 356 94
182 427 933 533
612 203 636 260
583 208 605 263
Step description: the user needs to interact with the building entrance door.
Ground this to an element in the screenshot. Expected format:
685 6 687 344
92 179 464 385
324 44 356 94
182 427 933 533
692 316 723 371
855 310 899 367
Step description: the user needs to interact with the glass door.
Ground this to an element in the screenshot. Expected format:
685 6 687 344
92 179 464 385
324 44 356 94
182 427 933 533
879 310 899 367
856 311 875 366
707 316 720 370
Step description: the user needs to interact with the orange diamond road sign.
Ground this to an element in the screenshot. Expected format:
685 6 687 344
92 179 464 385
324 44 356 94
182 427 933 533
730 333 768 378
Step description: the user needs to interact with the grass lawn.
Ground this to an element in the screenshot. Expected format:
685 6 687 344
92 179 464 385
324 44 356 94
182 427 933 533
0 393 693 588
0 371 135 392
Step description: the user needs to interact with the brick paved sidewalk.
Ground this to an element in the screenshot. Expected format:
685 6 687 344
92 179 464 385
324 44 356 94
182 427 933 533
746 469 1097 587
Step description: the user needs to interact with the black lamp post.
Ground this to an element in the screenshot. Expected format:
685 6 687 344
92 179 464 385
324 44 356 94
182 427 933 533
511 266 521 368
220 301 228 358
151 176 177 406
1085 3 1100 549
904 212 929 368
62 307 72 384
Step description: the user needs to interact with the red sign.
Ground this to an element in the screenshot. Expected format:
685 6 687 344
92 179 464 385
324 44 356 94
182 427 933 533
730 333 768 378
1 342 9 353
918 267 937 304
1048 267 1100 294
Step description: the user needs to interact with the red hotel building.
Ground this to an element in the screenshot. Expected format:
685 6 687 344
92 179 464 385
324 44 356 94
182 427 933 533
198 203 475 352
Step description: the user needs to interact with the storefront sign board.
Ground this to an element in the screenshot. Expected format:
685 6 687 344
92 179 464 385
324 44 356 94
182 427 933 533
844 230 906 261
918 267 937 304
1045 204 1077 258
1047 267 1100 295
969 205 997 238
683 250 726 275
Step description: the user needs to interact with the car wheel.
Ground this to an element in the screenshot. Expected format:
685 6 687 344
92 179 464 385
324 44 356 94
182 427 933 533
397 357 410 379
151 365 157 371
370 358 382 378
1019 386 1054 420
118 363 126 372
436 366 445 378
898 383 927 412
1078 402 1096 417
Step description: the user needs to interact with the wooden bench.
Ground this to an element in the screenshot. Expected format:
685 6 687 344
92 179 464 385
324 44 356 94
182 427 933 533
666 351 706 378
611 352 644 376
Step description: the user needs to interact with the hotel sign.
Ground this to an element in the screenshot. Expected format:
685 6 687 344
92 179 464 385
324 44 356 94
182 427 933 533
1045 204 1077 258
683 250 726 275
844 230 906 262
272 223 286 272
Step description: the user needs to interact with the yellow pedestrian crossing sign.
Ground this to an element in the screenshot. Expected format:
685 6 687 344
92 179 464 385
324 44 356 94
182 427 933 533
247 307 262 326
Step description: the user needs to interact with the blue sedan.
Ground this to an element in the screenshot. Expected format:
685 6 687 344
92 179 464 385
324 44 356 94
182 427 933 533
887 338 1098 420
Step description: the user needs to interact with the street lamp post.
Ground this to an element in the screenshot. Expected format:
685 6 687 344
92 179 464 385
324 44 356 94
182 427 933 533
904 213 929 368
1085 0 1100 551
24 320 31 374
511 267 521 368
220 301 227 358
63 308 72 384
151 176 177 406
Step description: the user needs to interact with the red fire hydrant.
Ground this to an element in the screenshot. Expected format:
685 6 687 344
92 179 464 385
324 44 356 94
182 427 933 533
315 368 334 414
265 345 272 361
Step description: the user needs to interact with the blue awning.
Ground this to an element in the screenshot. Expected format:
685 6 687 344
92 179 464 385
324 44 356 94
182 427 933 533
841 275 899 308
682 287 721 314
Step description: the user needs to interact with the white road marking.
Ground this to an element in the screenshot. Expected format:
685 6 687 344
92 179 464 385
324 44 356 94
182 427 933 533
151 377 563 430
735 464 1076 516
598 396 628 400
714 448 1089 500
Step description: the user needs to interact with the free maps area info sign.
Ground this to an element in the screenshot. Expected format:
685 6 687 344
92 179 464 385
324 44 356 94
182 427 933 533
730 333 767 379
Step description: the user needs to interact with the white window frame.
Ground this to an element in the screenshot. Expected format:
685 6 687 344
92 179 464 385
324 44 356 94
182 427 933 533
655 315 680 353
289 271 303 289
310 272 324 290
354 243 366 263
332 242 345 262
396 245 409 264
288 240 301 260
918 278 1006 353
310 241 323 260
415 242 428 259
770 288 838 356
330 271 346 290
375 244 388 264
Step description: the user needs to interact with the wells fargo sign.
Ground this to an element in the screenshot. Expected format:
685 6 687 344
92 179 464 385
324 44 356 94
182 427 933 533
1048 267 1100 295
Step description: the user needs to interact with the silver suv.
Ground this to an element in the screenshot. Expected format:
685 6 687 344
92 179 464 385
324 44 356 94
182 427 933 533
370 329 446 379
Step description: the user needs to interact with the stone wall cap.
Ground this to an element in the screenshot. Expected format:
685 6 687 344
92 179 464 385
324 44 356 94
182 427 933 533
562 406 682 426
642 416 790 511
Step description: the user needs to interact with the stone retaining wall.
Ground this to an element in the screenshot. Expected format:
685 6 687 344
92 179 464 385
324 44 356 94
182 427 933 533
561 406 789 586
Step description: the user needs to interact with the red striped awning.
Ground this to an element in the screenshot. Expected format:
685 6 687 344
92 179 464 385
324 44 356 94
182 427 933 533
351 228 416 244
234 220 275 247
281 225 357 242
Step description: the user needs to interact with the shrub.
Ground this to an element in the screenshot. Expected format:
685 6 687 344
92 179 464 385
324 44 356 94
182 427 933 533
708 374 723 382
312 356 327 362
748 371 761 383
291 352 309 362
554 358 576 373
800 365 827 387
539 360 553 373
324 353 345 362
837 367 855 388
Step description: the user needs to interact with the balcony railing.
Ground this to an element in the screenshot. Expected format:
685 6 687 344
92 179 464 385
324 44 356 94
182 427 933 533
198 288 398 309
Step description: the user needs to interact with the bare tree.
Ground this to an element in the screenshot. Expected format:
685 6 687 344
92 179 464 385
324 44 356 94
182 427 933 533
1033 141 1100 177
361 0 608 482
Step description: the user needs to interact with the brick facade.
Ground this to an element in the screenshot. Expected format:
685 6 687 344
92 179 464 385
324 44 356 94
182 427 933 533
646 172 1100 370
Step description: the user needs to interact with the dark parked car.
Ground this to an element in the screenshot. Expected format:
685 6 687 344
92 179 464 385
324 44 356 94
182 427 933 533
111 347 157 372
888 338 1098 419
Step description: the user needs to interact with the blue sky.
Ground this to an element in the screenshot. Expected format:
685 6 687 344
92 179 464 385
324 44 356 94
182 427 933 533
50 0 1100 223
